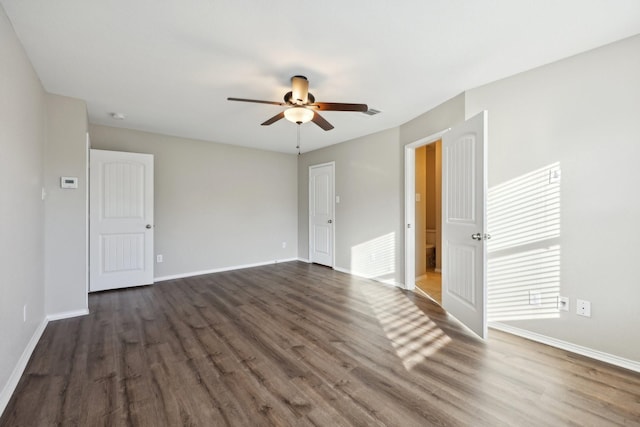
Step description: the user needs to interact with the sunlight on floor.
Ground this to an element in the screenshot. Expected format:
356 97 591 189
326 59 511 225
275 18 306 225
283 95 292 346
366 284 451 370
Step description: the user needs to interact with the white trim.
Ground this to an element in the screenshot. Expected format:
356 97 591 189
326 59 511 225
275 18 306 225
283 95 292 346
297 258 311 263
333 266 404 289
0 318 48 416
490 322 640 373
153 258 299 282
46 309 90 322
404 128 450 291
85 133 90 309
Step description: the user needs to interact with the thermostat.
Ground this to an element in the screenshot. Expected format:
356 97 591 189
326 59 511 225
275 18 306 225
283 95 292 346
60 176 78 189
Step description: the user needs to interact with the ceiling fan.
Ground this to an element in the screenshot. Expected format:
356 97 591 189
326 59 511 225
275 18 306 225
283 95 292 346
227 75 368 131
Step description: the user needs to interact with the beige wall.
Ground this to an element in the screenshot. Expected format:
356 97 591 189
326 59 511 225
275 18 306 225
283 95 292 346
415 146 427 276
0 4 47 409
89 125 298 279
434 140 442 271
466 34 640 362
44 94 88 316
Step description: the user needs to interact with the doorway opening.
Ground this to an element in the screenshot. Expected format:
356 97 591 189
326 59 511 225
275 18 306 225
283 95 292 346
404 128 448 294
414 142 442 304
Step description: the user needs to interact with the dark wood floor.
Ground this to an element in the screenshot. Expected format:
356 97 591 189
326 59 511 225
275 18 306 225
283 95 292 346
2 262 640 426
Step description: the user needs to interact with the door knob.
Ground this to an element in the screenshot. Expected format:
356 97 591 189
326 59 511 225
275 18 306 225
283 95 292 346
146 224 152 229
328 219 333 224
484 233 492 240
471 233 482 241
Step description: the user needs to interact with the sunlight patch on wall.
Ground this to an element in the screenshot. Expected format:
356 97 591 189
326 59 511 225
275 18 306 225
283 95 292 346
351 232 395 283
366 285 451 370
487 163 561 322
488 245 561 321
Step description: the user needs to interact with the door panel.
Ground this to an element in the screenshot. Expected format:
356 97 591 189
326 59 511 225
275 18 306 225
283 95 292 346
442 111 488 339
90 149 154 292
309 163 334 267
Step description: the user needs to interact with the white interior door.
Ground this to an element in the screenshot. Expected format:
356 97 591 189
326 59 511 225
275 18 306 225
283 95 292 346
309 162 334 267
442 111 488 339
90 149 154 292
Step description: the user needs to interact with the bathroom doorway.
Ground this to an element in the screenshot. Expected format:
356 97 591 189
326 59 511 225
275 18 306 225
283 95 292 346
414 141 442 304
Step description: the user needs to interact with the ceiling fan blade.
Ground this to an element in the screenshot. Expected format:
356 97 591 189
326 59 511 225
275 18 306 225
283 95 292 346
310 102 369 112
311 111 334 131
291 75 309 104
228 97 286 106
261 111 285 126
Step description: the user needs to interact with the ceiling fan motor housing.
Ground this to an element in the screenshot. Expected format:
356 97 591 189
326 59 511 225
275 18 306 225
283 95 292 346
291 75 309 104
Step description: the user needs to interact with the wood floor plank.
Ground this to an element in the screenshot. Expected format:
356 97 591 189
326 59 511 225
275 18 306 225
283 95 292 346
2 261 640 426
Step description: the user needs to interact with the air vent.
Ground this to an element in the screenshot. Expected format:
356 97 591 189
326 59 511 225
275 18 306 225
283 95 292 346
362 108 381 116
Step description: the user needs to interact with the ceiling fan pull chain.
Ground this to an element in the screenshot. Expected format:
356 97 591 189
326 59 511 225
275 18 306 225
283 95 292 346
296 124 301 155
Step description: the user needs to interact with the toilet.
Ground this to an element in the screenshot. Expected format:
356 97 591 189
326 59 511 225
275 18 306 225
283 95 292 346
425 229 436 268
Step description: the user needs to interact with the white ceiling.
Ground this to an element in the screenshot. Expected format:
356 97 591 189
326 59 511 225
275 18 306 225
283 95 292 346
3 1 640 154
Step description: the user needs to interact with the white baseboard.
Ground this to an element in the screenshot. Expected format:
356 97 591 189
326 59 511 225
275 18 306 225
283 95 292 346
0 318 48 417
333 266 405 289
1 307 90 416
47 308 90 322
490 322 640 373
154 258 300 282
297 258 311 263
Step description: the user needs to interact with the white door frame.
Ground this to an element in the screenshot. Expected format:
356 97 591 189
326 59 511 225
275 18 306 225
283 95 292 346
309 161 335 267
85 133 90 307
404 129 450 290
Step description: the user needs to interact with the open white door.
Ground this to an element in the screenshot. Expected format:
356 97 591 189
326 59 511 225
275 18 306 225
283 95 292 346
309 162 334 267
90 149 154 292
442 111 488 339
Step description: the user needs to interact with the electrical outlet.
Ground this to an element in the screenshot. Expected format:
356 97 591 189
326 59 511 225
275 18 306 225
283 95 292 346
576 299 591 317
529 290 542 306
558 296 569 311
156 254 163 263
282 242 287 249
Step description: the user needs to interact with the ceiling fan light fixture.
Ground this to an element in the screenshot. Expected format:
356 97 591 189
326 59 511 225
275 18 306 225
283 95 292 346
284 107 314 124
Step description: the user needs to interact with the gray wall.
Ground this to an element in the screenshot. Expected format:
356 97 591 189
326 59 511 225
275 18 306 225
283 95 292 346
0 4 47 407
298 36 640 364
89 125 298 278
297 94 465 285
44 94 88 316
466 34 640 362
298 128 402 284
